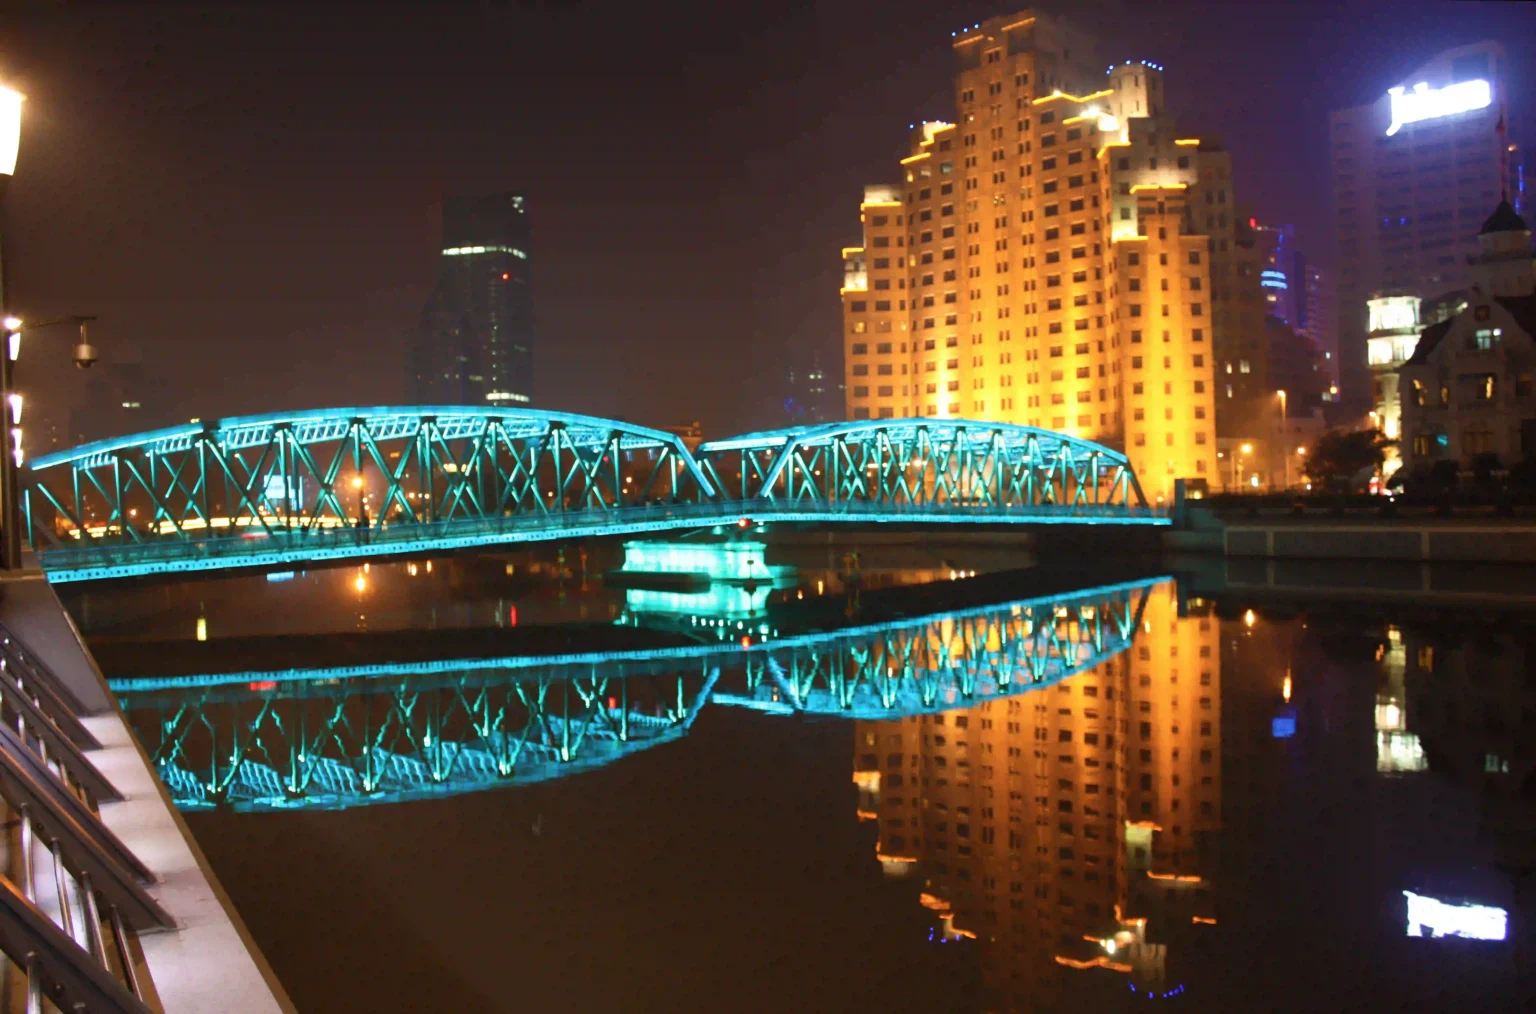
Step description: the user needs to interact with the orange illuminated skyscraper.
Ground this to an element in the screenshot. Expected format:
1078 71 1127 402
840 11 1226 499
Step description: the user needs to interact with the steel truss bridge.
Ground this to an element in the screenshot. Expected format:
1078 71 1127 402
26 407 1165 582
111 577 1159 811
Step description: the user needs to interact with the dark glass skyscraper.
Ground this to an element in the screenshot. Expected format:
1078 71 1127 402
407 192 534 406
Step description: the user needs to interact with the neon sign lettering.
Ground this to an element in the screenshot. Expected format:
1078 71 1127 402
1386 80 1491 136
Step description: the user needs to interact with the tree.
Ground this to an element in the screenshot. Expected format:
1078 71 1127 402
1301 428 1394 490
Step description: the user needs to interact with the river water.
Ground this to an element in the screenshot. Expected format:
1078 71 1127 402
61 538 1535 1012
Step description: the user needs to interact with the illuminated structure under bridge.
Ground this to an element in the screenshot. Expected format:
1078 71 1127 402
24 407 1165 582
112 577 1159 811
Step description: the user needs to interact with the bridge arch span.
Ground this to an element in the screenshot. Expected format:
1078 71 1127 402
697 417 1148 511
25 410 1164 582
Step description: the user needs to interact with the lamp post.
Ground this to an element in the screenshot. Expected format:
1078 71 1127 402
0 85 24 570
1235 442 1252 492
0 316 99 569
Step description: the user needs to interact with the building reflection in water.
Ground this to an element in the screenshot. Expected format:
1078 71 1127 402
1377 626 1427 773
854 581 1222 1008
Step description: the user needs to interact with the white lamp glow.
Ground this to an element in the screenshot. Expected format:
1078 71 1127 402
0 87 22 177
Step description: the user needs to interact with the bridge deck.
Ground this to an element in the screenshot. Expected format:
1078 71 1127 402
38 499 1167 583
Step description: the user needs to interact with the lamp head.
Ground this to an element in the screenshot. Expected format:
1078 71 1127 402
0 86 23 178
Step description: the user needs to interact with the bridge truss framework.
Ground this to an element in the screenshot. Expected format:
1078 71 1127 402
26 408 1164 582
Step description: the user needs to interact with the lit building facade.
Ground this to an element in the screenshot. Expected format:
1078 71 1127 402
840 12 1220 499
1330 42 1520 412
1398 201 1536 471
852 582 1218 1007
408 192 534 407
1365 293 1423 474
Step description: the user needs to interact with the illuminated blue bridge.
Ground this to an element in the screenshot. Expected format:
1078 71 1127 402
111 577 1159 811
26 407 1165 582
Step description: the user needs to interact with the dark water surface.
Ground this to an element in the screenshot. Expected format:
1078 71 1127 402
64 541 1536 1012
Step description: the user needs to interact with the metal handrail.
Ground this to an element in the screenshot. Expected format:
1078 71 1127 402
0 741 172 931
0 627 163 1006
0 675 120 803
0 631 89 717
0 875 151 1013
0 635 97 749
0 727 149 883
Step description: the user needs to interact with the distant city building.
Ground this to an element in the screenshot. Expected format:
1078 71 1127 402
1253 221 1306 329
1398 201 1536 472
839 11 1260 498
782 350 840 426
407 192 534 407
1303 264 1339 389
1266 317 1327 416
67 360 164 446
1330 42 1520 412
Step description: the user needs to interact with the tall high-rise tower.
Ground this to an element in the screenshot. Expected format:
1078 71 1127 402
408 192 534 406
839 11 1229 498
1330 42 1518 411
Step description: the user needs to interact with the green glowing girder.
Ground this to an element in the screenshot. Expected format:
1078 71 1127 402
740 583 1146 716
26 407 715 556
115 578 1162 810
124 669 713 811
28 412 1162 578
696 418 1147 511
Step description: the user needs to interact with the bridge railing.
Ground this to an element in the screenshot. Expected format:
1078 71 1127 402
34 496 1168 581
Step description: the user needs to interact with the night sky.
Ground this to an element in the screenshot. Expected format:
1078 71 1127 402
0 1 1532 443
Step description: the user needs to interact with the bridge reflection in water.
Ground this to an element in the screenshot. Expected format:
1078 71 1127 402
111 577 1161 811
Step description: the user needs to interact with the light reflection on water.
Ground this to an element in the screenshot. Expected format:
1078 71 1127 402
70 542 1536 1012
62 537 1034 642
